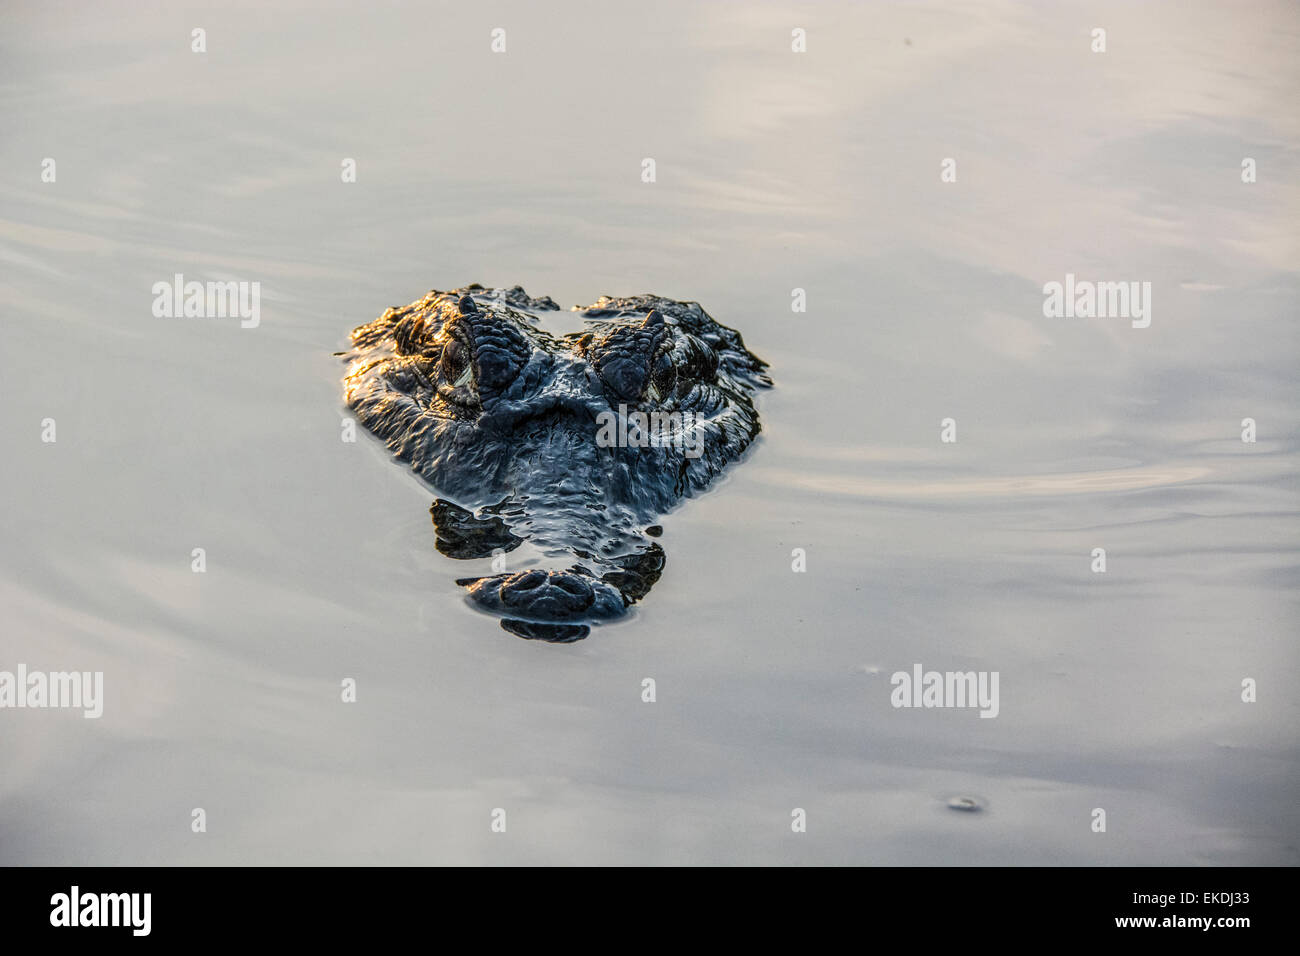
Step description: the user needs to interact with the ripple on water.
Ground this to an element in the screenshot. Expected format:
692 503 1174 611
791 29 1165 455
946 795 987 813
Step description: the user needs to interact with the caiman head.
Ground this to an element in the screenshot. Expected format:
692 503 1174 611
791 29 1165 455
341 285 769 642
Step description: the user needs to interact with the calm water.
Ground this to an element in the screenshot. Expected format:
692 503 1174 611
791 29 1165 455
2 0 1297 864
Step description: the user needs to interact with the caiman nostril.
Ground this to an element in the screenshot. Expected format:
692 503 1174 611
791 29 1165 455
507 569 547 593
552 574 594 597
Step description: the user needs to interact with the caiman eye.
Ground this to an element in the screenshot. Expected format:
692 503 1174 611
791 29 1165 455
592 310 672 404
438 338 478 403
644 350 677 403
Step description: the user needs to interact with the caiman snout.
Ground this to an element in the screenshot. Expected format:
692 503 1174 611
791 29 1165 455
499 569 595 615
457 569 628 622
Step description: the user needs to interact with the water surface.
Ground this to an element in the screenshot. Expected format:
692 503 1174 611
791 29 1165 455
1 0 1297 864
